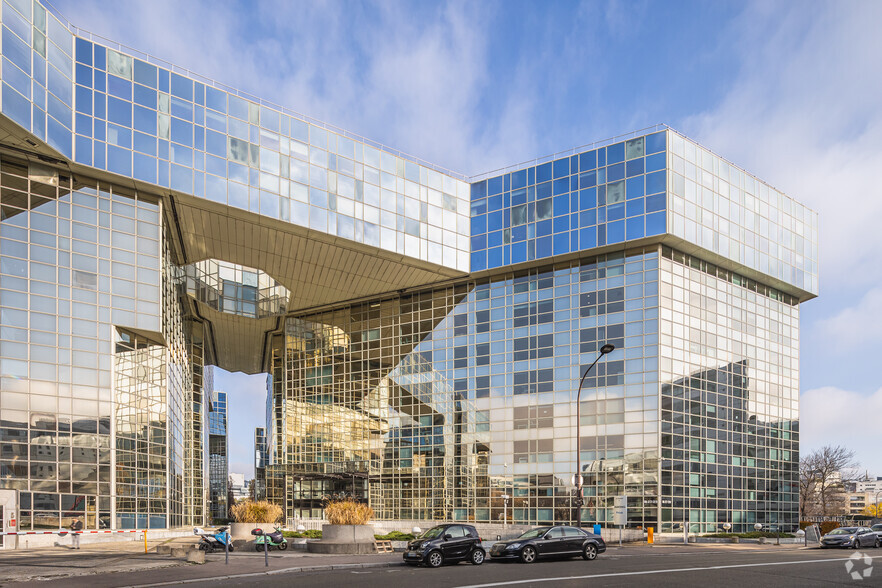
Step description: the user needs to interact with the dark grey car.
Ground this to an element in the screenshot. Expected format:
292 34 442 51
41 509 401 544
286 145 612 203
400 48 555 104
820 527 879 549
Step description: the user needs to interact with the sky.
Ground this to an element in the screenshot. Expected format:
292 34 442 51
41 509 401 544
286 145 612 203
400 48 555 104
49 0 882 479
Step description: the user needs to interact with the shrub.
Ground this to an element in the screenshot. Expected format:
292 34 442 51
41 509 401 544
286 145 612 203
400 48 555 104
282 529 322 538
324 497 374 525
374 531 415 541
230 500 283 524
819 521 841 536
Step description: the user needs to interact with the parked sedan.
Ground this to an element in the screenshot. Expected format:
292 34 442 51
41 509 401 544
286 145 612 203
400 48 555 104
403 524 486 567
490 525 606 563
820 527 879 549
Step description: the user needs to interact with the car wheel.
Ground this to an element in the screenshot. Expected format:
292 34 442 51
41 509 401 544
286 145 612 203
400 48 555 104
875 538 880 549
520 545 537 564
470 549 485 565
853 541 860 549
427 550 444 568
582 543 598 560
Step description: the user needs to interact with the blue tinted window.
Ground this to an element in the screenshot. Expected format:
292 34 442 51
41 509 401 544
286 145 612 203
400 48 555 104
646 211 666 235
580 209 596 227
488 175 503 196
171 73 193 101
597 147 606 167
646 131 666 154
552 178 569 196
206 87 227 113
75 135 91 165
94 45 106 71
488 246 503 267
134 131 156 156
134 60 157 88
580 226 597 249
471 250 487 271
133 105 156 134
133 152 156 183
488 230 503 248
626 216 644 240
535 181 551 199
488 194 503 212
607 142 624 164
537 236 552 257
646 152 665 173
93 70 105 93
471 200 487 216
553 157 569 179
488 210 503 231
607 220 625 243
107 75 132 101
171 118 192 146
528 167 535 186
553 215 569 233
536 162 552 183
75 86 92 115
646 170 665 194
626 176 644 199
646 193 665 213
194 82 205 106
133 84 156 109
512 225 527 242
75 63 91 87
579 149 596 171
512 189 528 206
471 234 486 251
75 113 91 136
626 198 644 217
626 158 644 177
158 68 169 93
553 194 568 216
511 169 527 189
607 162 625 182
512 241 527 263
107 145 132 176
553 232 569 255
75 38 92 66
4 84 31 131
471 215 487 234
536 219 552 237
503 174 510 192
579 170 596 189
608 202 625 221
107 96 131 127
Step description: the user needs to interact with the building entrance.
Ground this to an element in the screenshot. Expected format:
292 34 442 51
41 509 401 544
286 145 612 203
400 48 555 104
0 490 18 549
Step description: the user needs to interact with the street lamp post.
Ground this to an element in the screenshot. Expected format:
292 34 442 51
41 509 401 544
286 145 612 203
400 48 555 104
575 343 615 530
502 494 510 527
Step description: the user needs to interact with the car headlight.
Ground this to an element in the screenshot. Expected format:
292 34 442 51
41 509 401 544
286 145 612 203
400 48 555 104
850 536 856 541
421 543 433 550
506 542 522 550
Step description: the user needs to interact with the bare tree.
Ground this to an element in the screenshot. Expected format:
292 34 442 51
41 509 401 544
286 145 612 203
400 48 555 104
800 445 859 518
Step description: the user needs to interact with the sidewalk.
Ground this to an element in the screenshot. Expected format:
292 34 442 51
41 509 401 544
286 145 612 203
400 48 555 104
0 541 404 587
0 539 817 587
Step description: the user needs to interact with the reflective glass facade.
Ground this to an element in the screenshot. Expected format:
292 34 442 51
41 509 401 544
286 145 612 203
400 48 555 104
0 0 816 535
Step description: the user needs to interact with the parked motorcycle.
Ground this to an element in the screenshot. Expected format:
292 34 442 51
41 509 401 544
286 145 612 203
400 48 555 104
197 526 235 553
253 526 288 551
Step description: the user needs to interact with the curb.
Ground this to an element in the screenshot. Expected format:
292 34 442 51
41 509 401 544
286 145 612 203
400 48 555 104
124 560 404 586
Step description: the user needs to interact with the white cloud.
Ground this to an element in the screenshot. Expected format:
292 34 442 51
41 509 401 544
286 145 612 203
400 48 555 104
801 386 882 476
814 287 882 351
681 1 882 289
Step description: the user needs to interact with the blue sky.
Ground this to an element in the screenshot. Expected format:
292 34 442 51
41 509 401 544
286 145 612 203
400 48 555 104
52 0 882 478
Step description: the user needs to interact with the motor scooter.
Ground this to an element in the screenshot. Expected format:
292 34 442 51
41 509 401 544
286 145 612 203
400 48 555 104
197 526 235 553
253 526 288 550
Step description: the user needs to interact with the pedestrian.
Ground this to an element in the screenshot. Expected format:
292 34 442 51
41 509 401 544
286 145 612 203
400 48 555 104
70 517 83 549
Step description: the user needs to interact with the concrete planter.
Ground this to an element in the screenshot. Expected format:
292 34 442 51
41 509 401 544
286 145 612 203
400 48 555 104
307 524 376 554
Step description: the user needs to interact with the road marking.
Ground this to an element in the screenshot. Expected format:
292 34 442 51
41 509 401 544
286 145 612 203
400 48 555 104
454 555 882 587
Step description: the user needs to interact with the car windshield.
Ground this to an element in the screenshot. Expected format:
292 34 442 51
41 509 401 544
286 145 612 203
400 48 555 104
517 527 551 540
872 525 882 531
420 526 446 539
828 528 857 535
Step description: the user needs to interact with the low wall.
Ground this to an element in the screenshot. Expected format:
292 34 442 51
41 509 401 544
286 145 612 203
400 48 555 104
6 528 195 550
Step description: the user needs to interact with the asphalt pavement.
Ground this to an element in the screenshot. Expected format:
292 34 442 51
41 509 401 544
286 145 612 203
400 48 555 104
2 542 879 588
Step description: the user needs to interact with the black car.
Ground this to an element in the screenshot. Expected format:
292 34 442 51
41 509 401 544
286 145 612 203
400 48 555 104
490 525 606 563
820 527 880 549
403 524 485 567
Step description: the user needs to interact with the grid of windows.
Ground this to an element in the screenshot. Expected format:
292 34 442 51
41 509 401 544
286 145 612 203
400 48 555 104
266 248 662 526
658 247 800 532
0 0 471 272
469 132 667 271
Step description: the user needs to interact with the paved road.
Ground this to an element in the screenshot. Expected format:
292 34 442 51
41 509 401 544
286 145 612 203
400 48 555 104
204 547 882 588
3 544 879 587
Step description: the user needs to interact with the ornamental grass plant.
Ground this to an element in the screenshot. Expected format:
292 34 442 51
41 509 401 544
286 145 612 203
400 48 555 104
324 497 374 525
230 500 283 524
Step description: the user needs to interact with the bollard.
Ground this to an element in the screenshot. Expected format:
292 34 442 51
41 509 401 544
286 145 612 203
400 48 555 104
225 530 229 565
648 527 653 545
144 530 148 554
264 531 269 567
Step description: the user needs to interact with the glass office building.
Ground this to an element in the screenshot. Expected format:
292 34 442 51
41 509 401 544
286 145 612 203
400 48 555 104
0 0 815 536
